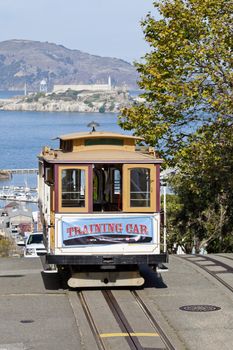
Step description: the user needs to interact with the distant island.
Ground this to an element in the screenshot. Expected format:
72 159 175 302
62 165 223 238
0 88 136 113
0 39 138 91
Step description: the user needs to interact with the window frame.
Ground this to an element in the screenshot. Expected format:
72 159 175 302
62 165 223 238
58 165 89 213
123 164 156 212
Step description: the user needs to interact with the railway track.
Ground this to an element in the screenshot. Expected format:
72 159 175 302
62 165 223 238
69 289 175 350
181 255 233 294
215 254 233 262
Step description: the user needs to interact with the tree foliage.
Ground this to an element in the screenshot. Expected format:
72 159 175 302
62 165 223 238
119 0 233 159
168 123 233 252
119 0 233 252
0 236 14 257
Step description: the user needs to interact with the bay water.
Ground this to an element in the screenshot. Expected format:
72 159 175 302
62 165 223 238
0 91 124 206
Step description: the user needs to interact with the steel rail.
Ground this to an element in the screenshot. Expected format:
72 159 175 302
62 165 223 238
102 290 144 350
77 289 172 350
181 255 233 294
131 290 176 350
78 291 107 350
215 255 233 262
76 289 175 350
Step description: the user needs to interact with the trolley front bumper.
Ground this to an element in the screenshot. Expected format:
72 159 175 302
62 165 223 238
46 253 168 267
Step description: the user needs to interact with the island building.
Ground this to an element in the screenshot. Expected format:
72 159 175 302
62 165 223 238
40 79 48 93
53 76 112 93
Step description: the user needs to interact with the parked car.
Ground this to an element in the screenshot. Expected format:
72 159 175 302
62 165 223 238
23 232 46 258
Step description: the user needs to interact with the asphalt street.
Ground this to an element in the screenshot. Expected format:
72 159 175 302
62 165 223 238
0 257 81 350
0 255 233 350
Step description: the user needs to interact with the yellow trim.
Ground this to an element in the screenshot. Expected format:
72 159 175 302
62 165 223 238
51 185 55 212
58 165 89 213
72 138 84 151
71 135 135 152
123 164 156 212
100 332 159 338
49 211 55 250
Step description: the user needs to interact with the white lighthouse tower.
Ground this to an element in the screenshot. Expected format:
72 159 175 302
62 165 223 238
40 79 48 93
108 76 112 90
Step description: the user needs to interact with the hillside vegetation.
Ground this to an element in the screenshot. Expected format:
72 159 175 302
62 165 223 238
0 39 138 91
0 89 133 113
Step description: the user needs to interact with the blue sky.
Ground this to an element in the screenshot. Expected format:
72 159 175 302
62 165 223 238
0 0 157 63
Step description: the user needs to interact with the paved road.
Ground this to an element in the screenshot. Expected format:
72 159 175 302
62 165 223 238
0 257 81 350
141 254 233 350
0 255 233 350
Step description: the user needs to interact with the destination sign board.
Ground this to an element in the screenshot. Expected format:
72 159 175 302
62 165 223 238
61 216 155 246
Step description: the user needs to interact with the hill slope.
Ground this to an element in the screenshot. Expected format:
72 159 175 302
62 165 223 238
0 39 138 91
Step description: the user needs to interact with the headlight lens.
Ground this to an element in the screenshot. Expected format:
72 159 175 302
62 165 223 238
26 248 35 255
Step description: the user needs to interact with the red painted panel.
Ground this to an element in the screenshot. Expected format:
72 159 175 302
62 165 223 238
54 164 59 212
88 165 93 213
156 164 160 212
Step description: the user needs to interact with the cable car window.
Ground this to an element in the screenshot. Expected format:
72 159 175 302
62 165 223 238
93 165 122 212
62 169 85 207
84 138 123 146
130 168 150 207
113 169 121 195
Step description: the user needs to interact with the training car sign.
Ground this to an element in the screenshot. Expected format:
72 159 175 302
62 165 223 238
61 216 155 246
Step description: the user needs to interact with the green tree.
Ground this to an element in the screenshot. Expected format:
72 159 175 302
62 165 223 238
99 104 106 113
167 123 233 252
119 0 233 160
0 237 14 257
119 0 233 252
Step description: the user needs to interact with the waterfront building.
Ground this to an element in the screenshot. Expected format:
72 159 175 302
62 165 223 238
0 203 32 237
53 77 112 93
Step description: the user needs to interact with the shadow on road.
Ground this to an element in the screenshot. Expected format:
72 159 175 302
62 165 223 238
40 264 167 290
40 271 63 290
139 264 168 289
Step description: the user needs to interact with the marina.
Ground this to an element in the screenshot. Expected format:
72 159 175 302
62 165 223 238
0 168 38 175
0 186 38 203
0 110 122 239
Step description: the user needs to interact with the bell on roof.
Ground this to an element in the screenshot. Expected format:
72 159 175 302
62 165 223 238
87 121 100 132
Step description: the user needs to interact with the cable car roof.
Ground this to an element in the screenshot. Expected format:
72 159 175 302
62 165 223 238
55 131 144 141
41 148 163 164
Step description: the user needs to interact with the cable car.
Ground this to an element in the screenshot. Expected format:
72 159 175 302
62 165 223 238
38 127 168 287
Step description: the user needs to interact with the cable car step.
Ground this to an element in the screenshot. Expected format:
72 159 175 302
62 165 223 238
68 270 144 288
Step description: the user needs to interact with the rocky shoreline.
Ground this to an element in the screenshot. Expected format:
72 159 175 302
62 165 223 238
0 171 11 180
0 89 134 113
